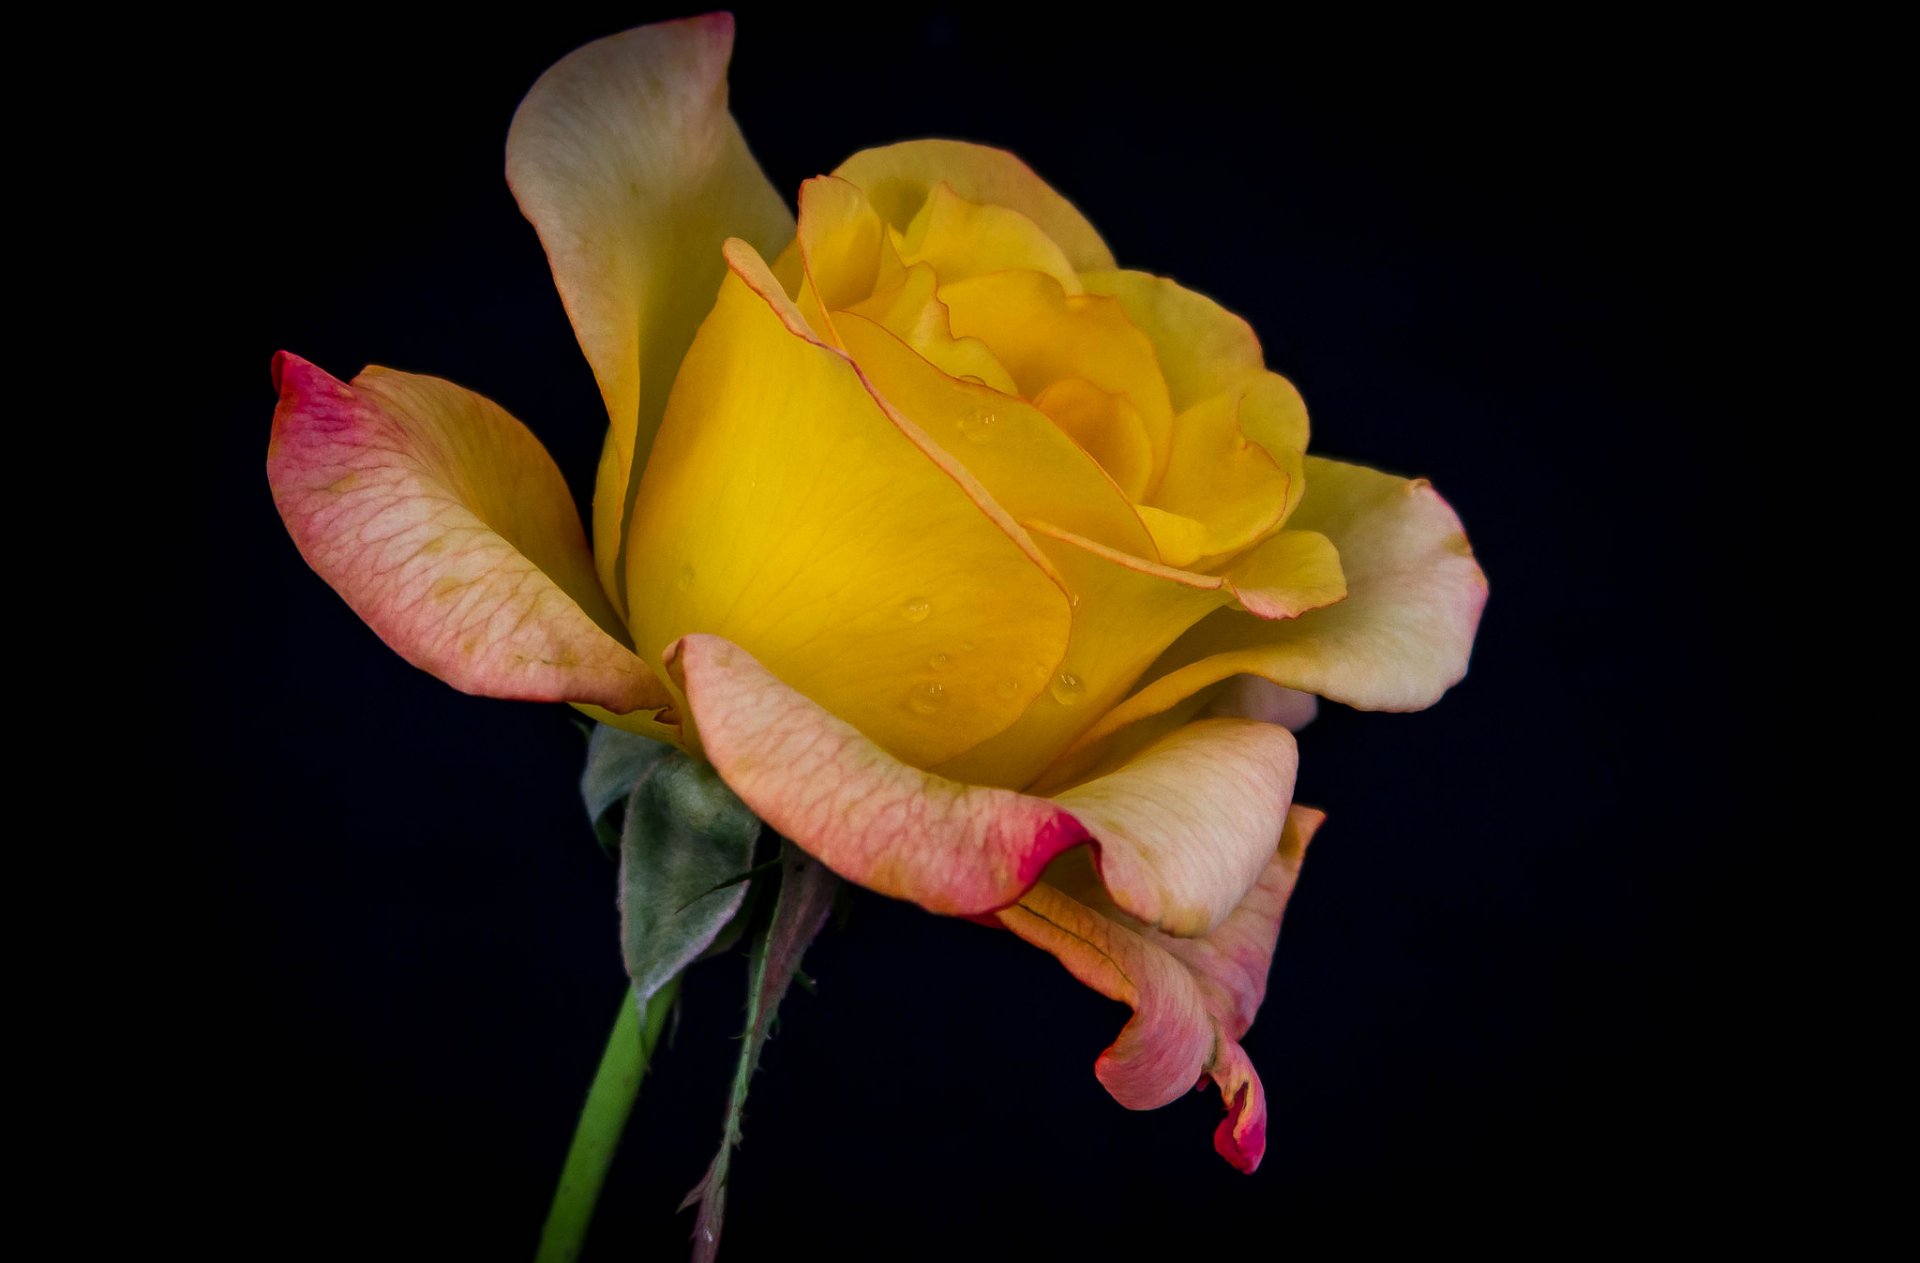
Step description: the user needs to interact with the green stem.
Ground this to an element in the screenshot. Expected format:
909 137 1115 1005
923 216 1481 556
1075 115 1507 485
536 978 681 1263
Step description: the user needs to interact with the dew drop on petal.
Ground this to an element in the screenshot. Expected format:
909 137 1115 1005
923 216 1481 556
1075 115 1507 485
958 412 997 443
1049 671 1086 705
996 677 1022 699
908 681 948 715
929 652 951 670
959 639 977 652
901 598 932 623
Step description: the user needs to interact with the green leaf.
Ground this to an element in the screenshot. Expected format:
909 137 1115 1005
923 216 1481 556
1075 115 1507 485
618 750 764 1005
682 841 840 1263
580 724 673 850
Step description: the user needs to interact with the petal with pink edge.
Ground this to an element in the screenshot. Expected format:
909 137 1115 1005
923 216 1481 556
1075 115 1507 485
997 805 1319 1173
666 634 1089 918
506 14 795 620
266 353 666 716
1050 718 1298 938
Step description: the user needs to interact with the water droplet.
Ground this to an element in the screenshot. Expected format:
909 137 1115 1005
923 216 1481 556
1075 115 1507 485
958 411 998 443
929 652 951 670
901 597 931 623
1049 671 1086 705
959 639 977 652
996 678 1022 698
908 681 948 715
676 562 695 592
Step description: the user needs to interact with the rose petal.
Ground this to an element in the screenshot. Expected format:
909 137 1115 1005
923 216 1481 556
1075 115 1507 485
672 634 1306 947
1050 718 1299 937
834 313 1154 559
668 633 1089 917
938 525 1343 791
506 13 795 620
1147 373 1310 564
1081 270 1267 410
998 805 1320 1173
624 242 1072 766
940 270 1175 486
897 182 1082 292
834 139 1116 272
1204 676 1320 732
1068 458 1489 758
266 353 665 715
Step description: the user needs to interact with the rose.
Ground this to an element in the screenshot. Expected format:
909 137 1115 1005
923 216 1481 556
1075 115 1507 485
266 14 1486 1172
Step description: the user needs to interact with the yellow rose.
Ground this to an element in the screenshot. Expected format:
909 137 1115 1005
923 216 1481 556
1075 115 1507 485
266 14 1486 1172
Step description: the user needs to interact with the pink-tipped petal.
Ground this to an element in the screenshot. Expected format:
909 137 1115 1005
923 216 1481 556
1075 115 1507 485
1052 719 1298 938
668 634 1089 917
266 353 665 715
998 806 1320 1173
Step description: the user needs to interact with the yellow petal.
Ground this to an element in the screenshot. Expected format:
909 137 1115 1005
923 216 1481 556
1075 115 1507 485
1148 372 1309 563
624 241 1072 767
845 263 1019 393
935 526 1231 789
505 14 794 622
776 176 895 347
266 353 668 717
939 270 1174 486
833 139 1115 272
834 312 1153 558
1063 457 1488 760
1081 269 1268 410
897 182 1082 292
1031 377 1154 501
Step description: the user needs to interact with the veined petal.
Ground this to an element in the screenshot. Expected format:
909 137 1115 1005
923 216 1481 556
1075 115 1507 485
668 634 1089 917
898 182 1082 292
266 353 667 716
997 805 1320 1173
1081 270 1267 410
1050 719 1299 937
834 139 1116 272
1068 457 1488 757
940 270 1175 484
505 14 794 620
625 241 1071 766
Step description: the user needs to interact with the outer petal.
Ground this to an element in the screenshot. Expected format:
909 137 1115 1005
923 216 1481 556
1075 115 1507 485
266 353 666 715
1050 719 1298 937
1067 457 1489 757
505 14 795 619
833 139 1116 272
668 634 1088 917
998 805 1320 1173
624 242 1071 767
672 635 1305 945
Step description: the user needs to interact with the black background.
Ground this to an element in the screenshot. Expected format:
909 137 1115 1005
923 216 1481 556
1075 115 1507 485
171 7 1751 1257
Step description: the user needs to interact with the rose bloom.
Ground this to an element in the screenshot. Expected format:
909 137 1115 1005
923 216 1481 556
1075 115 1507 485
267 14 1485 1172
